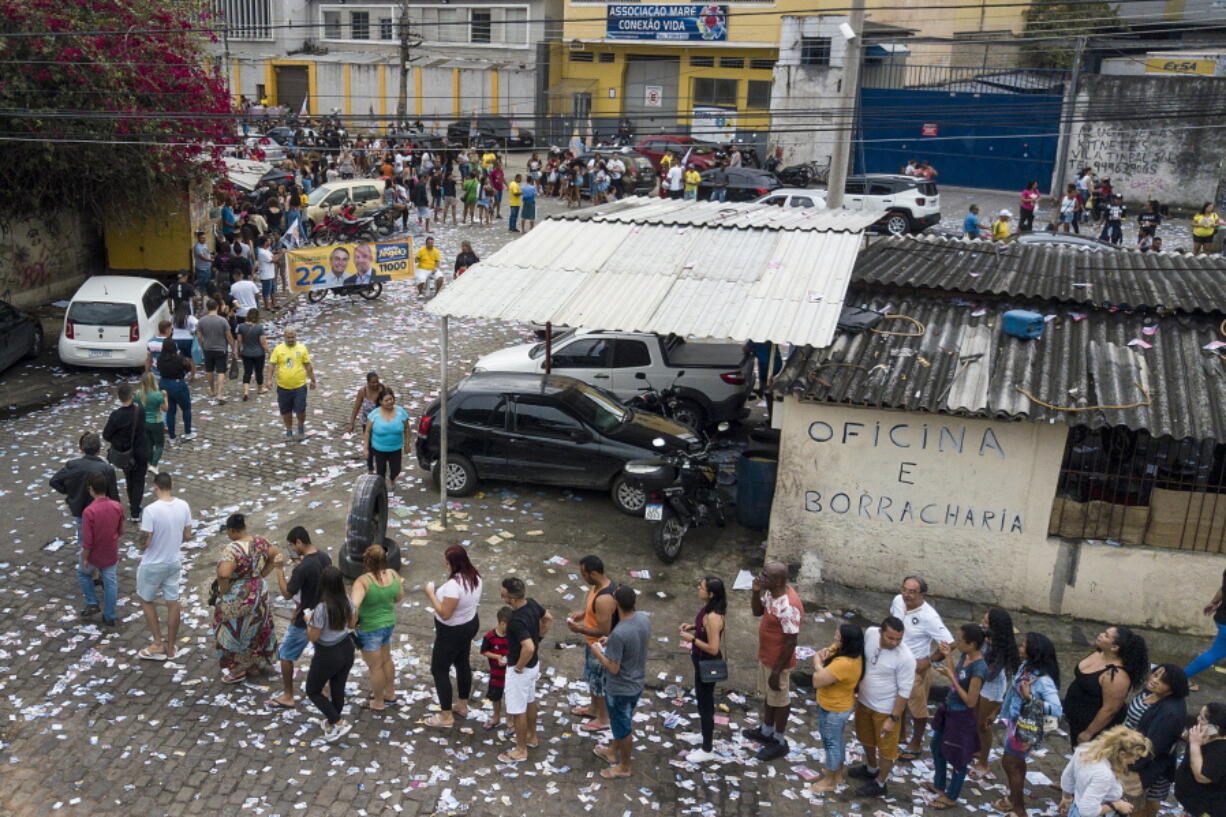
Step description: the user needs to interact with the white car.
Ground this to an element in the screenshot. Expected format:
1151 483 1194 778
58 276 172 368
843 174 941 235
754 188 827 210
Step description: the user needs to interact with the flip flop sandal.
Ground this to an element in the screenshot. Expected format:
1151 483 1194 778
266 699 296 709
599 767 632 779
138 648 167 661
592 745 614 762
931 799 958 810
221 673 247 684
992 798 1014 812
578 720 609 732
482 721 501 731
423 714 453 728
571 705 593 717
496 751 524 763
898 750 922 761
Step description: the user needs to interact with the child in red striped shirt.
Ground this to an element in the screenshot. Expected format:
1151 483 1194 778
479 606 513 730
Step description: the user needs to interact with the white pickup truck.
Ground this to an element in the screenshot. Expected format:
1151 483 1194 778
473 329 755 429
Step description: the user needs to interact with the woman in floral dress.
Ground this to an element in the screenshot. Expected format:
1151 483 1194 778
214 513 279 684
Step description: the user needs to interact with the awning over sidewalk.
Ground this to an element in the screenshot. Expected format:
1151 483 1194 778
425 198 879 346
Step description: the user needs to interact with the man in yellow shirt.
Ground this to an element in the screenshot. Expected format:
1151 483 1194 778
267 327 316 441
414 236 443 298
481 151 497 172
992 209 1012 241
508 174 524 233
683 165 702 200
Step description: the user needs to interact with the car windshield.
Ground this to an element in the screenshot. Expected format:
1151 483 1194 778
307 186 333 205
529 328 578 359
555 383 628 433
68 301 137 326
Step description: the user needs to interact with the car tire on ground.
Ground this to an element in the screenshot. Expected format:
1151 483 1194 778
670 399 706 432
884 211 912 236
610 473 646 516
339 474 403 578
432 452 478 496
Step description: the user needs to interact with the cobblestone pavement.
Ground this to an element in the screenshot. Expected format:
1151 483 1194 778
1 194 1218 817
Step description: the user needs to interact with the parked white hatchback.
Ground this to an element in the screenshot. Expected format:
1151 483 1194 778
58 275 172 368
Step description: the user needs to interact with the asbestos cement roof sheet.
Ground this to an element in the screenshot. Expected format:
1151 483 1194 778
774 289 1226 441
426 200 877 346
852 235 1226 315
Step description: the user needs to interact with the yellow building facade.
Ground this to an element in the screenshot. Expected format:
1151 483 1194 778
552 0 1034 140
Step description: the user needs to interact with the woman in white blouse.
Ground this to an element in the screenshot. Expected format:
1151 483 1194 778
423 544 483 727
1060 726 1152 817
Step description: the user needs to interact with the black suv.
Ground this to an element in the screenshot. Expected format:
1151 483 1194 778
445 116 535 149
414 372 700 515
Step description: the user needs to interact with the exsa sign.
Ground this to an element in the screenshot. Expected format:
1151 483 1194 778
606 4 728 41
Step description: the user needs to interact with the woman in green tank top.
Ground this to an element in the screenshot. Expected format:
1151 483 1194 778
350 544 403 711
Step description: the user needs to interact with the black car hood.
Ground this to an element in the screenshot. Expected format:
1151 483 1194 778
608 411 702 453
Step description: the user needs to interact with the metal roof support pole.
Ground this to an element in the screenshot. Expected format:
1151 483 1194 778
545 321 553 374
439 314 449 529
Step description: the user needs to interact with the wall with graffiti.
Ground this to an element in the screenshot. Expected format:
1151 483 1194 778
0 212 104 309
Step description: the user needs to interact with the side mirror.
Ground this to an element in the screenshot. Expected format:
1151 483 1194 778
652 437 666 448
634 371 647 380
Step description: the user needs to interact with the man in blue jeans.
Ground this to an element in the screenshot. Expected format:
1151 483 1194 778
590 585 651 779
77 473 124 624
1186 567 1226 680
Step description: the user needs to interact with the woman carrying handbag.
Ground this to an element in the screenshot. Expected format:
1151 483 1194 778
679 575 726 764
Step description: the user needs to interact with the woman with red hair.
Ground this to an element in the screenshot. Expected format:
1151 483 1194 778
423 544 484 727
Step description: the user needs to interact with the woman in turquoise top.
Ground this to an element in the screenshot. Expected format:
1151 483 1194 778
138 371 168 471
364 387 410 487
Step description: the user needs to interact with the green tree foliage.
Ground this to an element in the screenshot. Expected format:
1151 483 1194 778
0 0 230 217
1022 1 1123 69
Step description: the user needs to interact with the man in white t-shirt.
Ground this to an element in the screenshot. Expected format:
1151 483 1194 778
849 617 916 798
229 271 260 319
136 472 193 661
889 575 954 760
255 235 279 309
666 164 684 199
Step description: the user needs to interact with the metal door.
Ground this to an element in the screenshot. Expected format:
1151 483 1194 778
623 55 679 134
275 65 309 114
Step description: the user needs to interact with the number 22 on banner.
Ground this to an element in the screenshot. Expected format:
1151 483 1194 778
294 265 327 287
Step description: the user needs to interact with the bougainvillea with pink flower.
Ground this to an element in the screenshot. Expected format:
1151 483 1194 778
0 0 231 216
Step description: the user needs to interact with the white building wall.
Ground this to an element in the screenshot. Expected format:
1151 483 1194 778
770 16 850 166
766 398 1223 634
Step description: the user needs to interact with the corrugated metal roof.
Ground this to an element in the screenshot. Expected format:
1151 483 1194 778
774 290 1226 441
426 200 878 346
853 235 1226 314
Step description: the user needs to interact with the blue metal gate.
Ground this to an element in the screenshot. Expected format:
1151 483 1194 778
857 87 1064 193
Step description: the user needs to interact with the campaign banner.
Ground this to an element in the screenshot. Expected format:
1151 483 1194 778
606 5 728 41
287 240 415 291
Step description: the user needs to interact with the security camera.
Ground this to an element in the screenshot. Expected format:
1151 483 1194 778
839 22 857 41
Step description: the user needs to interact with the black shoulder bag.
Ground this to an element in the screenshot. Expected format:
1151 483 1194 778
696 611 728 683
106 404 140 470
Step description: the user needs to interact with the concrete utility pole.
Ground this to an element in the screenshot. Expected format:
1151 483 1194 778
825 0 865 209
1052 35 1087 198
397 0 411 123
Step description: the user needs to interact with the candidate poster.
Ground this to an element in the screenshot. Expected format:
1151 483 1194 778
287 240 415 291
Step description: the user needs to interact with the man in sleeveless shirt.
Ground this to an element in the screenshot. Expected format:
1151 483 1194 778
567 555 619 732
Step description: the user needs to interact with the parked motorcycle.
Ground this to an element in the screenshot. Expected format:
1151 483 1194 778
369 205 404 237
624 371 697 428
774 160 830 188
623 428 729 563
310 211 379 246
306 281 383 304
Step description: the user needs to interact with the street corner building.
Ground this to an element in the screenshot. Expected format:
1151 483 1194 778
766 234 1226 633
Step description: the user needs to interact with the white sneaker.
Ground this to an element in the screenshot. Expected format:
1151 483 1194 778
182 432 197 441
147 464 158 475
324 720 352 743
686 748 719 763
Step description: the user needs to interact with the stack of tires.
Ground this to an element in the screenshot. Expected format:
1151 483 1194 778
339 474 404 579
